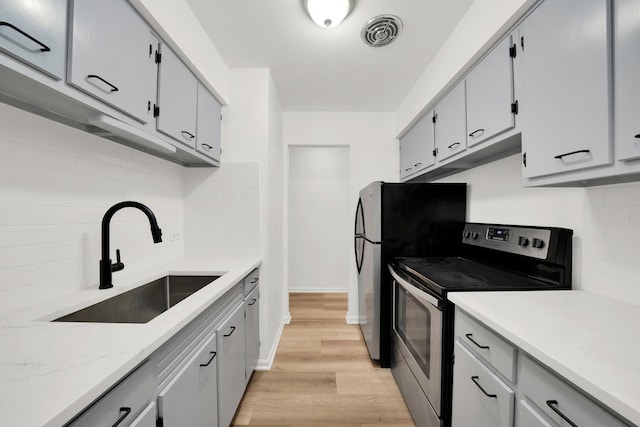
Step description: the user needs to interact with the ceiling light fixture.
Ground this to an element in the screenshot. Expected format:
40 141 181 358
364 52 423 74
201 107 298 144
304 0 354 28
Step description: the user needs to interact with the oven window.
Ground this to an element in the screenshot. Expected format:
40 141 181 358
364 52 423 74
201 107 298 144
396 286 431 377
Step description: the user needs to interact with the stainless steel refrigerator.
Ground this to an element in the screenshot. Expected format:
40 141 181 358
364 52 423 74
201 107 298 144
354 181 466 367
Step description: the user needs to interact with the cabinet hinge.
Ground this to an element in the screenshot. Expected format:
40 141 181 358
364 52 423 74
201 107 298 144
509 44 517 58
511 100 519 115
522 152 527 167
521 36 524 51
157 417 164 427
153 104 160 117
432 114 437 124
155 51 162 64
433 148 438 157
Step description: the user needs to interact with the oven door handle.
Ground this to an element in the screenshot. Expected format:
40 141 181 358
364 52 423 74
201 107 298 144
389 266 441 310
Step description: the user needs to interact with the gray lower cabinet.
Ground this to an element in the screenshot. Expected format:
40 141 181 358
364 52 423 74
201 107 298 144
434 81 467 162
156 44 198 148
465 35 516 148
614 0 640 162
158 332 218 427
217 302 247 427
451 342 514 427
520 0 612 179
130 402 157 427
244 284 260 384
0 0 67 80
67 0 156 123
196 82 222 162
516 400 553 427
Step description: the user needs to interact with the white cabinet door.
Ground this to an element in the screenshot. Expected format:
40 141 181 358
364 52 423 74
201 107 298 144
614 0 640 161
0 0 67 79
244 285 260 385
156 45 198 148
158 332 218 427
520 0 612 178
413 112 436 172
217 303 246 427
451 342 514 427
130 402 157 427
466 36 516 148
399 130 415 179
435 81 467 162
196 82 221 162
68 0 156 123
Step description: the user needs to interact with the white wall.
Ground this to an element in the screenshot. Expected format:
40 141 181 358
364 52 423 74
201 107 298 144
0 103 184 317
288 146 350 292
283 112 398 321
395 0 537 135
436 154 640 306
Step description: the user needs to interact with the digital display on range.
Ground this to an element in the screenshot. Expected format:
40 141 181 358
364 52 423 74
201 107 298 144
487 227 509 241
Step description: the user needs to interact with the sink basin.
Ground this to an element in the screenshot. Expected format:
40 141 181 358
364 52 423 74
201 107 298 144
53 275 220 323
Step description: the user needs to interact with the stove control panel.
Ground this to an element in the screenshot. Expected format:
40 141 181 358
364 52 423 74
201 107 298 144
462 223 551 260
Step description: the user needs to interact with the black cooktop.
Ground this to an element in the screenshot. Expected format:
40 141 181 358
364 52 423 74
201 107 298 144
396 257 558 298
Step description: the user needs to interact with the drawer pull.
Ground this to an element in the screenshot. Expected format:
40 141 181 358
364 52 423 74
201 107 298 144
112 407 131 427
250 278 258 284
201 143 213 150
465 333 490 350
0 22 51 52
554 149 590 160
87 74 119 92
546 400 579 427
471 376 496 398
635 134 640 139
199 351 217 367
448 142 461 150
469 128 485 138
248 298 257 306
223 326 236 337
181 130 195 140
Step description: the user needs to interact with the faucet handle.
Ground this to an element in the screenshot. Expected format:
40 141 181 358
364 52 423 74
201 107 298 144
112 249 125 272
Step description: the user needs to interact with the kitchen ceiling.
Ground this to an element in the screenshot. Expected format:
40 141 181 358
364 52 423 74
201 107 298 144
185 0 475 112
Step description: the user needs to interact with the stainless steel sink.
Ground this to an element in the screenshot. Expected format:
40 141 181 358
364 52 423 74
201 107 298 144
53 275 220 323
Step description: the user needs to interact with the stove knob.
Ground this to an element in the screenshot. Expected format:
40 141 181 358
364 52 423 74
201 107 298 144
463 230 471 239
532 238 545 249
518 236 529 247
471 231 479 240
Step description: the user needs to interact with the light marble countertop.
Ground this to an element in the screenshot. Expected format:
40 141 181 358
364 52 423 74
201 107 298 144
0 256 261 427
448 290 640 426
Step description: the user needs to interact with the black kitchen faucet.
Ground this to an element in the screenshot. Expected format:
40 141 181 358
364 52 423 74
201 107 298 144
99 201 163 289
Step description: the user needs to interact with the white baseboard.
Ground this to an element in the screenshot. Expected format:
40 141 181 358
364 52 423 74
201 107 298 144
345 312 360 325
256 313 288 371
288 287 348 293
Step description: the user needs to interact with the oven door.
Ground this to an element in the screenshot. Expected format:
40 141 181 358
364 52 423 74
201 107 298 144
390 266 443 417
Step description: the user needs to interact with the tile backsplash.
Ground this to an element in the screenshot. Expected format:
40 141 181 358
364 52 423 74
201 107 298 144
0 104 184 312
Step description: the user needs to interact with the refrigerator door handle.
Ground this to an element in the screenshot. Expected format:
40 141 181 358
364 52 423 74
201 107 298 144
355 236 364 274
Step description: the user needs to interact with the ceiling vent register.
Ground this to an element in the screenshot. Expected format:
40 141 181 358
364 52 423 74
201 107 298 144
361 14 403 47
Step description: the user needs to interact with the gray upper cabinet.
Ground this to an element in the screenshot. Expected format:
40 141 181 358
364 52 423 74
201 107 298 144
413 112 436 173
614 0 640 162
0 0 67 80
399 130 415 179
520 0 612 179
156 45 198 149
67 0 156 123
466 36 516 148
434 81 467 162
196 82 222 162
217 302 246 427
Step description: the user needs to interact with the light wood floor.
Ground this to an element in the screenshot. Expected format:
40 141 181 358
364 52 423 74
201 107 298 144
231 293 415 427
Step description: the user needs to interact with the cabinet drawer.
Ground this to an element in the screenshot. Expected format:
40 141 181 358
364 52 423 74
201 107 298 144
243 269 259 296
452 341 514 427
520 355 629 427
68 361 154 427
456 309 517 382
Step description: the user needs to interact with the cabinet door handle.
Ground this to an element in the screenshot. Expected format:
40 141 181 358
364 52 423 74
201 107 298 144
87 75 119 92
471 376 497 398
469 128 485 138
250 278 258 284
404 167 412 172
112 407 131 427
223 326 236 337
0 22 51 52
635 134 640 139
414 162 422 167
553 149 590 160
248 298 257 306
201 143 212 150
181 130 195 140
546 400 578 427
448 142 461 150
465 333 490 350
199 351 217 367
